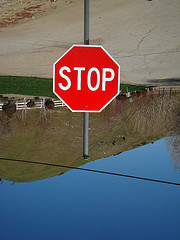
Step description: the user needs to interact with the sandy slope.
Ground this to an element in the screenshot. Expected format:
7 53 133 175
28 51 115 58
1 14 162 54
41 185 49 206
0 0 77 27
0 0 180 85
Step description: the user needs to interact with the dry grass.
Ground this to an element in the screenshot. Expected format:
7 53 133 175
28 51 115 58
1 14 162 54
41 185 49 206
127 93 179 137
0 92 179 182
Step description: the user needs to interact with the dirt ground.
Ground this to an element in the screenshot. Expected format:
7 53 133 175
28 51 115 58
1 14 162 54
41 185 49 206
0 0 180 85
0 0 73 28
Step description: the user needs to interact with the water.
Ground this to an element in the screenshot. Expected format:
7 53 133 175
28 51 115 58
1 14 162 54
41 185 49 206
0 92 180 239
1 138 180 240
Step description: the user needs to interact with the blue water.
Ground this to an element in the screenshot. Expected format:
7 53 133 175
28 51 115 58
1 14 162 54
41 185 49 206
1 138 180 240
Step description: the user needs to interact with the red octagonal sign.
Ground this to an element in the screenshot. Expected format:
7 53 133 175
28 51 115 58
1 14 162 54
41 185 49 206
53 45 120 112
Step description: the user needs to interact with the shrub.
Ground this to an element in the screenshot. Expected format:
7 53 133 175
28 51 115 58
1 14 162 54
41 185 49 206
2 101 16 117
45 99 54 109
27 99 35 108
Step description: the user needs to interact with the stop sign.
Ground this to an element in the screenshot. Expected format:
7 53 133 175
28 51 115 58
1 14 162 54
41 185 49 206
53 45 120 112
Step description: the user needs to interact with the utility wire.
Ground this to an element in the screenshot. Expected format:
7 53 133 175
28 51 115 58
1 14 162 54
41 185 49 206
0 157 180 186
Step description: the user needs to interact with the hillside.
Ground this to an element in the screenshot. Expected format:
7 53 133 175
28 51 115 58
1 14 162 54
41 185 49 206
0 92 179 182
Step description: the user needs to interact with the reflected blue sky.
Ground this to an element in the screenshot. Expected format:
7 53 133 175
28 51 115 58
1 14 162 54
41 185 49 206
1 138 180 240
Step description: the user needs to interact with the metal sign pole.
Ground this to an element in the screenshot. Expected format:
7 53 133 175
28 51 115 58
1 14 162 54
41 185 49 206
83 0 89 159
84 0 89 45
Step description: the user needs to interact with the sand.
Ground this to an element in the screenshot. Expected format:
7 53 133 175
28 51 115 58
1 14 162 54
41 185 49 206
0 0 180 85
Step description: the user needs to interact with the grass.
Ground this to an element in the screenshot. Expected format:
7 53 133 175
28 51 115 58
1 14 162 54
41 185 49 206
0 76 56 98
120 84 149 93
1 93 179 182
0 75 150 97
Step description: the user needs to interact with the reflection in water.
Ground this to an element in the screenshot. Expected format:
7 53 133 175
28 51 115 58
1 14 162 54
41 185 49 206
167 135 180 172
166 103 180 171
0 90 179 182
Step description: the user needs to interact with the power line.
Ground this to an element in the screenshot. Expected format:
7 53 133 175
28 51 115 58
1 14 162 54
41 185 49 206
0 157 180 186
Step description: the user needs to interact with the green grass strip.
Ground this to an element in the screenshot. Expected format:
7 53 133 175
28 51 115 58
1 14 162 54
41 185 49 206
0 75 149 98
0 76 56 98
120 84 149 93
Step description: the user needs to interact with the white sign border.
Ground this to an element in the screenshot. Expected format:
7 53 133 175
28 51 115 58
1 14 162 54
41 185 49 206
53 45 120 113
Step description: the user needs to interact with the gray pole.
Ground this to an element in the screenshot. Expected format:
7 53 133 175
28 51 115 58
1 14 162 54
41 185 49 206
84 0 89 45
83 0 89 159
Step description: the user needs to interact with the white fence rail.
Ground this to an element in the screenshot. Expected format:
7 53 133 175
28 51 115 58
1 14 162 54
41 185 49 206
0 98 65 111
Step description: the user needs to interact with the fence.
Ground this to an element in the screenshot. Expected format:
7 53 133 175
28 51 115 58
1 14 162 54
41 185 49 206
0 98 65 111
